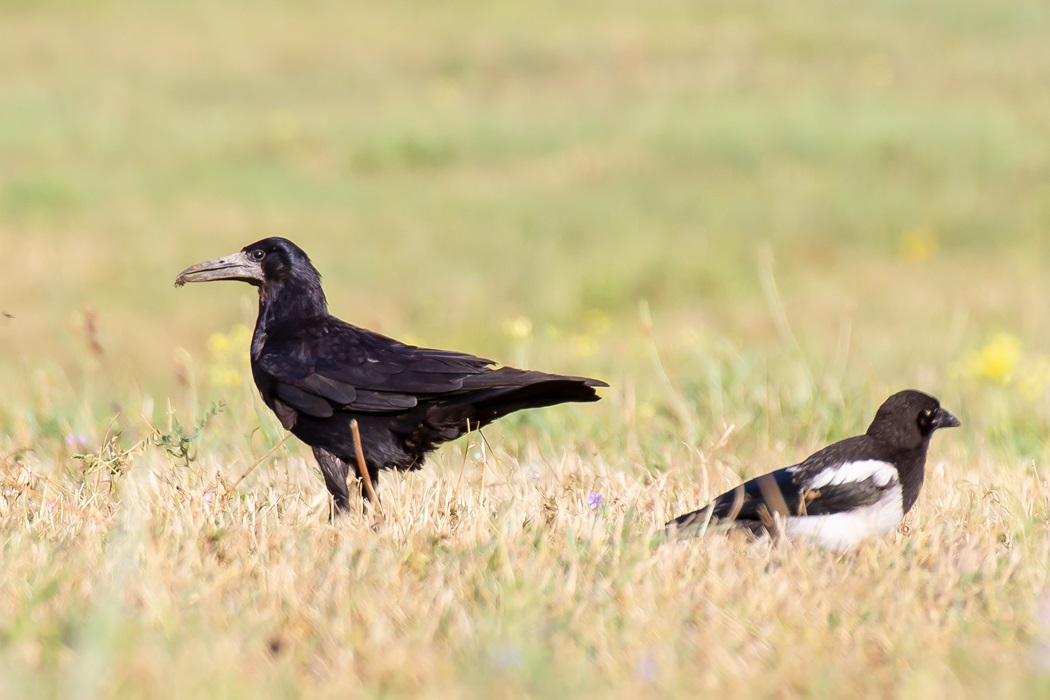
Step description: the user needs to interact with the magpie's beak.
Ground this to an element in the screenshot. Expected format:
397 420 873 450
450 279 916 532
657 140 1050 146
933 406 961 430
175 250 264 287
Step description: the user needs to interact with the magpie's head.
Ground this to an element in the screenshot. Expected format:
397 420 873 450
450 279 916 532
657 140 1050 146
175 237 322 291
867 390 960 449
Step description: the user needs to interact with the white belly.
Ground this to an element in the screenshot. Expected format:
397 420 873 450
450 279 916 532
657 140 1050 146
783 483 905 552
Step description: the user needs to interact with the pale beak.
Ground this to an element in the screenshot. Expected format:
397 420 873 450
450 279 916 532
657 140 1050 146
933 407 961 430
175 250 264 287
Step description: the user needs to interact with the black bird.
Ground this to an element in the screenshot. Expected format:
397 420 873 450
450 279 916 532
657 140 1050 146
665 390 960 551
175 237 607 511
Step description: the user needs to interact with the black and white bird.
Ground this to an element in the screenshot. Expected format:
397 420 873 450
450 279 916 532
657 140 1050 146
665 390 960 551
175 237 607 512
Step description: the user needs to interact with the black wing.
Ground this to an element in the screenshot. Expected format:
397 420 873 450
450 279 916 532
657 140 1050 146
255 318 497 419
666 435 898 535
784 435 898 515
666 467 802 533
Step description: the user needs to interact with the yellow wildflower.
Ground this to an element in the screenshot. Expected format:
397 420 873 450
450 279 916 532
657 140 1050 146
951 332 1022 385
207 332 231 355
206 324 253 388
503 316 533 341
899 225 939 263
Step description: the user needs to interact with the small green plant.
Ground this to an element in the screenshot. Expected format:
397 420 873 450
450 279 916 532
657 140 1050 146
72 433 148 478
154 402 225 468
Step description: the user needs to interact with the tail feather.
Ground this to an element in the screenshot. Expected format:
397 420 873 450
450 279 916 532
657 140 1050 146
460 367 607 393
417 370 606 444
459 368 605 421
467 379 602 423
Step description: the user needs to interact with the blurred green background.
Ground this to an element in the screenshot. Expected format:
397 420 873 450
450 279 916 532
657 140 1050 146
1 0 1049 457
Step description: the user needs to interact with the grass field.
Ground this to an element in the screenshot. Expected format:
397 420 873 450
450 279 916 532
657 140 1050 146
2 0 1050 697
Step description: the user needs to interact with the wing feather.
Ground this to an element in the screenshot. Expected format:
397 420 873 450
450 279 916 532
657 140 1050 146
668 438 902 535
255 318 495 417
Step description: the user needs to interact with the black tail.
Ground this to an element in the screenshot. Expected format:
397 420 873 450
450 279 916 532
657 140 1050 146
426 368 606 435
461 369 605 425
664 507 715 540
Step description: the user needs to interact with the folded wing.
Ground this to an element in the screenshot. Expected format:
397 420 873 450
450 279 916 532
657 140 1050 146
256 319 498 420
666 436 899 535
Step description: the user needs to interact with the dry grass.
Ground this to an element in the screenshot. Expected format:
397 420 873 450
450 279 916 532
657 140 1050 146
0 427 1047 697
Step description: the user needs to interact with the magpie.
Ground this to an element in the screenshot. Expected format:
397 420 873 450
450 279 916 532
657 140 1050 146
665 390 960 551
175 237 607 512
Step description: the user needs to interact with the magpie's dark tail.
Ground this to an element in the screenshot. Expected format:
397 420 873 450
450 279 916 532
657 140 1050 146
665 508 766 541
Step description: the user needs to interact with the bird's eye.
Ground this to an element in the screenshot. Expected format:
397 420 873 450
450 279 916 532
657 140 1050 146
250 249 266 262
918 409 934 429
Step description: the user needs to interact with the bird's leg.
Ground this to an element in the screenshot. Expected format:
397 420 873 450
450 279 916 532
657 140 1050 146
350 461 381 513
312 446 351 514
350 419 382 522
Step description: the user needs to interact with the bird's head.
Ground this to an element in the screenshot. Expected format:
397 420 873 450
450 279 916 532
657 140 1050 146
866 389 960 449
175 237 321 290
175 237 328 318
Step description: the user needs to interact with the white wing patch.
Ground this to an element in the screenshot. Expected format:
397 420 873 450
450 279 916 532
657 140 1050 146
807 459 898 490
770 460 903 552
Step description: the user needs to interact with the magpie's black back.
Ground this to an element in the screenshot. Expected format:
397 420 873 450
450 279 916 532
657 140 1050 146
177 237 607 511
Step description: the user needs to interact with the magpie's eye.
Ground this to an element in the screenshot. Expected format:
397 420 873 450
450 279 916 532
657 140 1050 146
250 249 266 262
918 409 934 429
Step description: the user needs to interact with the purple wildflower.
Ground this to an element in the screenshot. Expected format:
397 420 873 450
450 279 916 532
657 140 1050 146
636 654 659 684
490 646 523 670
587 491 604 510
